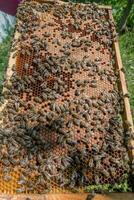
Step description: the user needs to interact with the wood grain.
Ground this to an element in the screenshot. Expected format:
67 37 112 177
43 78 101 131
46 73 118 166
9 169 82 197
108 10 134 168
0 193 134 200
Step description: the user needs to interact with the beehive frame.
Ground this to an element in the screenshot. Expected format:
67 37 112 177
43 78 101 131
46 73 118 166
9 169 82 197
0 0 134 199
108 9 134 161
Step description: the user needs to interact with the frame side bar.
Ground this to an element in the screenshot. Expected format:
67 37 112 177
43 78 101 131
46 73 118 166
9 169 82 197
108 10 134 166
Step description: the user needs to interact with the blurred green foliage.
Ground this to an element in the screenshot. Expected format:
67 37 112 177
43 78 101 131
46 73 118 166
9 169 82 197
0 32 12 92
120 30 134 117
86 174 132 192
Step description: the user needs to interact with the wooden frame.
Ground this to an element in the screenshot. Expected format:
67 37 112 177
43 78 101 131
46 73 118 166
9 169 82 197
0 193 134 200
0 1 134 199
108 10 134 165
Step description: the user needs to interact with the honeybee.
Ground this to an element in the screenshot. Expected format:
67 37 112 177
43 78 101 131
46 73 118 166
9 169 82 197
3 174 12 182
94 174 100 184
34 96 42 103
16 187 26 193
110 167 116 177
101 169 109 178
88 158 94 168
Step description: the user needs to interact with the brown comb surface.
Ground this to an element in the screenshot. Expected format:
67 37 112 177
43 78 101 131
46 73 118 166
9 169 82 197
0 0 131 195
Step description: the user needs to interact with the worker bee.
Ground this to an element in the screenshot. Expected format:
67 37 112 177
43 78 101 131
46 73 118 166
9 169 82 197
83 103 89 110
71 111 79 119
95 159 103 170
66 138 77 146
98 127 104 133
8 114 14 122
101 169 109 178
60 104 66 113
120 67 126 73
55 104 61 114
16 187 26 193
92 102 99 108
34 96 42 103
29 76 36 84
73 118 80 126
75 104 81 113
108 167 115 178
86 99 92 107
125 130 134 139
64 50 71 56
83 112 90 121
124 120 132 128
18 178 27 185
12 52 18 59
12 64 17 72
92 144 100 153
66 120 73 128
80 120 88 128
72 40 82 48
38 116 46 123
74 89 81 96
99 107 107 115
8 108 17 115
72 154 80 165
14 102 20 112
3 174 12 182
94 174 100 184
73 22 81 31
59 85 65 94
110 157 120 166
24 63 29 70
97 100 104 106
89 82 97 88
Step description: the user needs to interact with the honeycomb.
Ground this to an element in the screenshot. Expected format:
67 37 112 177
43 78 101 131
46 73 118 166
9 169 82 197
0 0 131 195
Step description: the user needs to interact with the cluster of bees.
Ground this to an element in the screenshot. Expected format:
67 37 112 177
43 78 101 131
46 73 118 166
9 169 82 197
0 0 132 194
